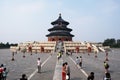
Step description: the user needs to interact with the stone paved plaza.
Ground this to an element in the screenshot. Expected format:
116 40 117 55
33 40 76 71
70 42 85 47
0 49 120 80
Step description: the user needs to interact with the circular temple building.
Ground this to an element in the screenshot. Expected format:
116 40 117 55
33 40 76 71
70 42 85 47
46 14 74 41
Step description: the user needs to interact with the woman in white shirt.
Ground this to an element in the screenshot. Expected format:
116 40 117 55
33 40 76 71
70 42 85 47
37 58 41 73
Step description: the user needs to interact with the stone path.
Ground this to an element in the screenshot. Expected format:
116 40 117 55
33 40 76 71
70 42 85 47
0 49 120 80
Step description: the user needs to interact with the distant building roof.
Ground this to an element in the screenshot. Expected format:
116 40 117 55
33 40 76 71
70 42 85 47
46 14 74 39
51 14 69 25
46 32 74 37
48 26 72 31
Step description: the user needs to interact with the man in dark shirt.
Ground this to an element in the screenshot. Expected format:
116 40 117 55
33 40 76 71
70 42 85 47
87 72 94 80
20 74 27 80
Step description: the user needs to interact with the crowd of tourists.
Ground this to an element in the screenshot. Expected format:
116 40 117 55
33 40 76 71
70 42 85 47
2 40 112 80
72 55 111 80
60 51 112 80
1 52 112 80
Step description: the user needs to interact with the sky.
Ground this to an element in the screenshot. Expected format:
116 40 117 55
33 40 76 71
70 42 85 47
0 0 120 43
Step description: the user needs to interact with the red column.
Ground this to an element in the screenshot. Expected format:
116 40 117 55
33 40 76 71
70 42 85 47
76 46 79 53
41 46 44 52
88 47 91 55
28 46 32 55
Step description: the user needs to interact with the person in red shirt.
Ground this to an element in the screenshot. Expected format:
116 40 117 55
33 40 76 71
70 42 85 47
0 64 4 80
65 62 70 80
62 63 66 80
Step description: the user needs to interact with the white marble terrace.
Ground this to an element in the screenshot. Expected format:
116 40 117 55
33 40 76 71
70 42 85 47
10 41 110 53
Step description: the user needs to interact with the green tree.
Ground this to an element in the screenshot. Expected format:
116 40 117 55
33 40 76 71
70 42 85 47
0 42 18 49
117 39 120 47
5 42 10 48
103 38 116 48
103 38 120 48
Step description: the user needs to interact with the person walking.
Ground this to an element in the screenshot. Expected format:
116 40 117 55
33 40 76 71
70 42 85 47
62 63 66 80
104 61 109 73
20 74 27 80
79 56 82 68
76 57 80 68
103 72 111 80
87 72 94 80
37 58 41 73
57 52 61 61
2 68 9 80
65 62 70 80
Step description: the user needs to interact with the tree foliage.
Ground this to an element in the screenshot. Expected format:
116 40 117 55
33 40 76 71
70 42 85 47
0 42 18 49
0 39 120 49
103 38 120 48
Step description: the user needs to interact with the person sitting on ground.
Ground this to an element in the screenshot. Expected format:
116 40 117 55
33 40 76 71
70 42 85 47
20 74 27 80
87 72 94 80
103 72 111 80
